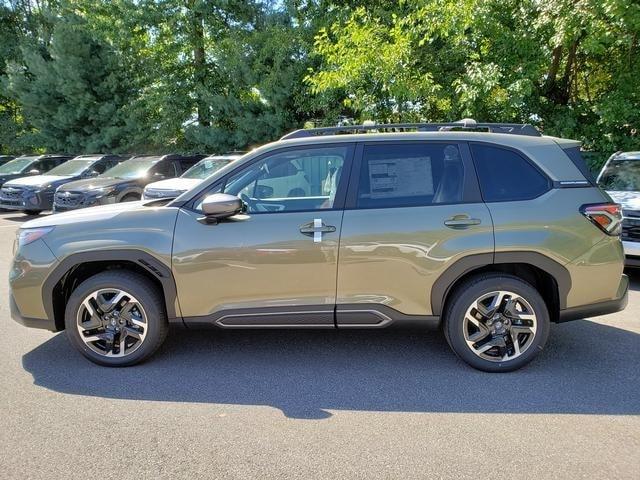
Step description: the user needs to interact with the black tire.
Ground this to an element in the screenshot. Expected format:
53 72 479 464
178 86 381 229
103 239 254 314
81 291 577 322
24 210 42 215
443 273 550 372
64 271 168 367
121 193 140 202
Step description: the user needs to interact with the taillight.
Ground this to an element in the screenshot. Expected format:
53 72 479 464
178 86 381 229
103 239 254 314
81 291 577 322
580 203 622 235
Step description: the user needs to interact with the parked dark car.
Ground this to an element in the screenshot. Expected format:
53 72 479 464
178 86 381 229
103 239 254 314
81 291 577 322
0 154 124 215
0 154 72 190
54 154 204 212
0 155 15 166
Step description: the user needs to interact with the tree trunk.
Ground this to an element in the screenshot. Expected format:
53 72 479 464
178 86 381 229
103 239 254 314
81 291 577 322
189 0 210 127
544 45 563 94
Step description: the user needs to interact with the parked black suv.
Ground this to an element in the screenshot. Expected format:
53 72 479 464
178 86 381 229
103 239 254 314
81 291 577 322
0 154 124 214
54 154 204 211
0 154 72 190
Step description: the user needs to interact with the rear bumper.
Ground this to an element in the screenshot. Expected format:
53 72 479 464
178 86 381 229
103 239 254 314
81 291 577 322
558 274 629 322
10 292 57 331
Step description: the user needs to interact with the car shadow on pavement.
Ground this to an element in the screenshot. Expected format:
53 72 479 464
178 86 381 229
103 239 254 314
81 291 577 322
22 318 640 419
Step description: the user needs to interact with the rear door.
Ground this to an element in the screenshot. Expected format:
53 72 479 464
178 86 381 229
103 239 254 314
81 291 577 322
336 141 494 326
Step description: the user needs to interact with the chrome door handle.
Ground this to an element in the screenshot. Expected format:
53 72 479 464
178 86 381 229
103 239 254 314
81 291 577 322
300 218 336 242
444 215 481 229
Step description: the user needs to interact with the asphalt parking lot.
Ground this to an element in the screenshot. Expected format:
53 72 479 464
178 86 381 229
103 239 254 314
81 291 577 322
0 211 639 480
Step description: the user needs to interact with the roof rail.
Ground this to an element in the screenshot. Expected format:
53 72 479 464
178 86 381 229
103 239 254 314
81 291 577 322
280 119 541 140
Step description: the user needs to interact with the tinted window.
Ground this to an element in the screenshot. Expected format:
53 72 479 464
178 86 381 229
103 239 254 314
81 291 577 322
470 144 549 202
221 146 347 213
93 159 110 174
563 146 596 184
153 160 178 178
178 158 199 173
356 143 465 208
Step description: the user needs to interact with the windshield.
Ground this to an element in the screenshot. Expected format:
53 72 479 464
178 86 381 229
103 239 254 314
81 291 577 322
47 159 97 176
102 158 160 179
0 157 37 174
182 158 232 179
598 160 640 191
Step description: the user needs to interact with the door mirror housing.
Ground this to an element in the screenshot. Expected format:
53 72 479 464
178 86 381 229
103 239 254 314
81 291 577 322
28 169 40 175
84 169 99 178
200 193 242 223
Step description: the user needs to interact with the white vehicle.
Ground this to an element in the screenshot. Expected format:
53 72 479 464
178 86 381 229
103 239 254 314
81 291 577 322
143 154 242 200
597 151 640 266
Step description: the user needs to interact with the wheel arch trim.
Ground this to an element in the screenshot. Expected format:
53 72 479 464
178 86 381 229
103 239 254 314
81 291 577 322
431 252 571 315
42 249 179 325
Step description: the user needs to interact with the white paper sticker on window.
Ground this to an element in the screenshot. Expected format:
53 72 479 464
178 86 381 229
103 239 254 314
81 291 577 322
369 157 433 198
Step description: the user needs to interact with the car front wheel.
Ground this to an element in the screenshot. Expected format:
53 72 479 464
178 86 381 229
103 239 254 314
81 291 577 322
64 271 168 366
443 273 550 372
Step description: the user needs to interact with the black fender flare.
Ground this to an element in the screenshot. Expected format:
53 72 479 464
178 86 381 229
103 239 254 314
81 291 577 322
42 249 179 323
430 252 571 315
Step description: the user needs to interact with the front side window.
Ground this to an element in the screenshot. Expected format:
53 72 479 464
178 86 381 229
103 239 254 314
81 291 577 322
153 160 178 178
221 146 348 213
356 143 465 208
470 144 549 202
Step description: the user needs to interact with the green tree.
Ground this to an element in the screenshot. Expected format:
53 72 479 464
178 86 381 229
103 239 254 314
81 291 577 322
6 14 140 152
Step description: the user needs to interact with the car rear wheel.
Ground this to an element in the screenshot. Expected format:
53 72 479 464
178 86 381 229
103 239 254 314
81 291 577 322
443 273 550 372
64 271 168 366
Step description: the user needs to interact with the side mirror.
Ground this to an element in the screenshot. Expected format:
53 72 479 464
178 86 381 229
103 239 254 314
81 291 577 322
154 172 166 179
199 193 242 224
84 170 99 178
28 169 40 175
255 184 274 198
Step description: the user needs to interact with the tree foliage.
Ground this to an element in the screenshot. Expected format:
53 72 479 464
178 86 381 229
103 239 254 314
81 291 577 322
0 0 637 168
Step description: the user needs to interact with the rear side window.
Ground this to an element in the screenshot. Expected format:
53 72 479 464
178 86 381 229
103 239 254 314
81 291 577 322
470 144 549 202
356 143 466 208
563 146 596 185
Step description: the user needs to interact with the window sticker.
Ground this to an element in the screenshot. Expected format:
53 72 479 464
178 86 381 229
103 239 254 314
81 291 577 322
368 157 433 198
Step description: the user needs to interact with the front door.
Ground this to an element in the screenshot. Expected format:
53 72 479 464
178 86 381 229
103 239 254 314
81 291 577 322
172 144 354 327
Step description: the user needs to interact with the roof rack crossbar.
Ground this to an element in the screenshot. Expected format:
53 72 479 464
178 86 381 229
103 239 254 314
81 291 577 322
280 121 541 140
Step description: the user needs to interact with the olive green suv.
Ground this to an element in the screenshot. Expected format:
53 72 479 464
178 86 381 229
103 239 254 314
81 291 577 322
9 121 628 371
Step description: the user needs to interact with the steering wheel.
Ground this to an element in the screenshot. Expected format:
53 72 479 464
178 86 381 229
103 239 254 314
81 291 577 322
239 193 255 212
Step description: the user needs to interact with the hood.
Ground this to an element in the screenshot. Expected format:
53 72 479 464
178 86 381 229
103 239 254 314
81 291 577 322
145 178 200 192
606 191 640 212
0 172 35 185
57 176 131 192
23 200 150 228
3 174 70 189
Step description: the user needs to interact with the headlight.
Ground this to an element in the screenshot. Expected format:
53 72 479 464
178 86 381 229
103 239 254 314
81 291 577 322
16 227 54 247
94 187 116 198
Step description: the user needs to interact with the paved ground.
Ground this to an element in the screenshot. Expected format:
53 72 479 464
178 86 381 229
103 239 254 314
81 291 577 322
0 210 638 480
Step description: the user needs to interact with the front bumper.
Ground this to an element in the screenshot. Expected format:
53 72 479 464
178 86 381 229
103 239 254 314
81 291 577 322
558 274 629 322
0 191 53 211
622 241 640 267
53 193 113 212
10 292 57 331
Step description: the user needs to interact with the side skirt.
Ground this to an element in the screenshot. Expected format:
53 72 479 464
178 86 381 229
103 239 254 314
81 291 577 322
183 304 440 330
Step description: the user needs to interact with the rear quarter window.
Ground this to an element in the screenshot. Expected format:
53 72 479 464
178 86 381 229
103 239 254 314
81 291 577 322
470 144 550 202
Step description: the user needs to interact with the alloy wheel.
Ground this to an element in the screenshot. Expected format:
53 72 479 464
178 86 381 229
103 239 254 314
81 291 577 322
76 288 148 357
463 290 537 362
